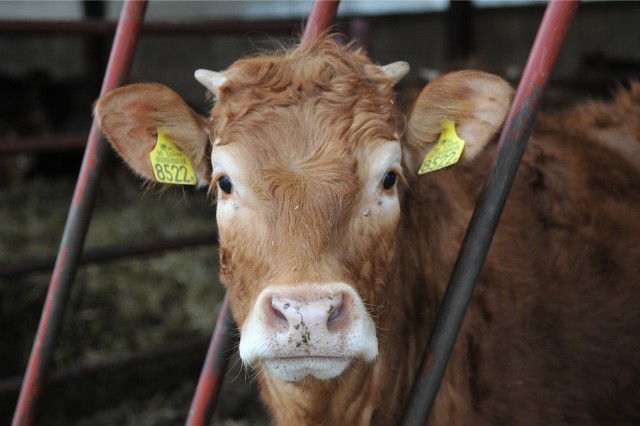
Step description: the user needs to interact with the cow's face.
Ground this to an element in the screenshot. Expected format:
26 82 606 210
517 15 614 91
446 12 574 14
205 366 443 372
204 45 408 381
211 132 404 381
94 37 512 385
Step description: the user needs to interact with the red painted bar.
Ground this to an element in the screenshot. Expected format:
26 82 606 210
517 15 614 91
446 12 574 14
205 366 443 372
303 0 340 41
185 295 233 426
401 1 580 424
186 1 341 423
11 2 148 425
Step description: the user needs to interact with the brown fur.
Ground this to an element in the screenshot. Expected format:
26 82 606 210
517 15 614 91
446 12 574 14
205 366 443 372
95 36 640 425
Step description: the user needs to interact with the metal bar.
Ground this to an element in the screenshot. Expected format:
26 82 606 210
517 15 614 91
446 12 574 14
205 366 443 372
185 295 234 425
0 336 210 396
185 2 341 423
0 232 218 279
12 2 148 425
303 0 340 41
0 19 297 35
0 134 87 154
401 1 580 424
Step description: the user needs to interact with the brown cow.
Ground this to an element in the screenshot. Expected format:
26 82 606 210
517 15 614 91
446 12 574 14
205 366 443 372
95 36 640 425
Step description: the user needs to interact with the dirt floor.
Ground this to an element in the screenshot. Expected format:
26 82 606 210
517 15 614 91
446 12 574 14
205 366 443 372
0 167 267 425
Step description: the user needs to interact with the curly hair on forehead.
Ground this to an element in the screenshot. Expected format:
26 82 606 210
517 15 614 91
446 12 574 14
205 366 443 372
223 35 375 96
208 34 404 144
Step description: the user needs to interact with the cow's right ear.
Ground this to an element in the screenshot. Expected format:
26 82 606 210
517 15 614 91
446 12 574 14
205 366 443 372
404 70 513 174
94 83 211 186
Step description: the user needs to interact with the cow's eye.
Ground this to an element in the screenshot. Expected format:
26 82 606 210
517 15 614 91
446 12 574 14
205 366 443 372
218 175 233 194
382 171 397 190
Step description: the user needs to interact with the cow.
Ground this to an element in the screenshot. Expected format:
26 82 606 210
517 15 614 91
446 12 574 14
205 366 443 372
94 36 640 425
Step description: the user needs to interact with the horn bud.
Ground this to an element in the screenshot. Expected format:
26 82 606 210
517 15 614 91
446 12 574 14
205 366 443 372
380 61 410 85
194 69 227 95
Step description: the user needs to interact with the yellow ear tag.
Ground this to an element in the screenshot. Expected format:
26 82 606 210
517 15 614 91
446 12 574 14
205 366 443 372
418 120 465 174
149 130 197 185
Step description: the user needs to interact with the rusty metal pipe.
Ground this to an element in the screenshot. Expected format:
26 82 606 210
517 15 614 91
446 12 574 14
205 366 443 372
0 134 87 154
303 0 340 41
0 232 218 279
0 336 210 397
12 2 148 425
401 1 580 424
185 295 234 425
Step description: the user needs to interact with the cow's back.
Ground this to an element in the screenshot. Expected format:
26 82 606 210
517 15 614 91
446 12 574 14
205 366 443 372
404 84 640 425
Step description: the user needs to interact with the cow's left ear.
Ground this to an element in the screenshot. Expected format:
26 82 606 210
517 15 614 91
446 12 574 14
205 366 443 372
95 83 211 186
404 70 513 173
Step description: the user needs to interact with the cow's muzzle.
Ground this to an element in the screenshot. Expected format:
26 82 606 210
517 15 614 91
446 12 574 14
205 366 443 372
239 283 378 381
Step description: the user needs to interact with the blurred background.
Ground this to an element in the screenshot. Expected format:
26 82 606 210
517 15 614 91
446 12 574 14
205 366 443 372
1 1 639 424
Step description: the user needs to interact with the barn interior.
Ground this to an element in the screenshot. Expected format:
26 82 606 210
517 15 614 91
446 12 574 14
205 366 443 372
1 1 639 424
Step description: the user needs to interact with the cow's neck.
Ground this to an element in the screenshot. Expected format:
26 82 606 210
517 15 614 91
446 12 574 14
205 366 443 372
258 349 413 425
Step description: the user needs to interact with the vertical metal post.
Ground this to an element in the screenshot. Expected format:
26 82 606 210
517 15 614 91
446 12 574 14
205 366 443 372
303 0 340 41
185 1 341 424
12 2 148 424
185 295 233 426
401 1 580 424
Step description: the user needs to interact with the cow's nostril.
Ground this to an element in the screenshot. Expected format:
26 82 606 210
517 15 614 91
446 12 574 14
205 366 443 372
272 306 287 323
328 303 343 323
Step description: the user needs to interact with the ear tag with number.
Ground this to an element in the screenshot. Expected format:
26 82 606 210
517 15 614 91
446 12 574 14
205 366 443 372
149 130 197 185
418 120 465 174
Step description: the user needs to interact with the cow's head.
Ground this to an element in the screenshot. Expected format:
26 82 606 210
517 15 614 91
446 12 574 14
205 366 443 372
95 37 512 384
